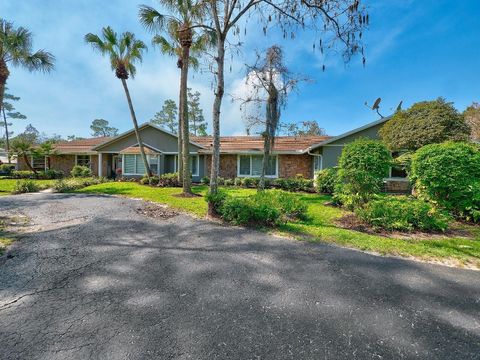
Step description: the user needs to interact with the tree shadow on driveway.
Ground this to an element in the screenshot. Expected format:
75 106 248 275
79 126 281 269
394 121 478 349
0 193 479 359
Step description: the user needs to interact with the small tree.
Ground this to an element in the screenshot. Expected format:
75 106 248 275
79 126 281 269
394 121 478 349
151 99 178 134
10 136 36 173
335 139 392 208
410 142 480 221
2 89 27 162
187 88 207 136
38 141 57 169
380 98 470 151
464 102 480 141
90 118 118 137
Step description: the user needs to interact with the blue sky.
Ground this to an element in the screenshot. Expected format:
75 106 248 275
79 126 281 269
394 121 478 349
2 0 479 138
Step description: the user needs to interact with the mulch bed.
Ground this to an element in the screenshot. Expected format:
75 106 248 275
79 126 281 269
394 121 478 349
336 213 473 240
136 203 179 219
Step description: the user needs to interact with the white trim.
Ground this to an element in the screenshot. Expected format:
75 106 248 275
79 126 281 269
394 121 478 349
98 153 103 177
92 122 207 151
312 154 323 174
191 155 200 177
236 154 278 178
306 116 392 152
122 153 161 176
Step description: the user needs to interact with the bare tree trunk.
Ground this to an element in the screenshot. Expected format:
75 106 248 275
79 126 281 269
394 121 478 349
208 36 225 215
259 135 270 191
181 44 192 195
120 78 151 178
177 77 183 182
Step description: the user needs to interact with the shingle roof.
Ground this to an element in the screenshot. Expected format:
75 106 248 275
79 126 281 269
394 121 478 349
191 135 331 154
119 145 160 155
53 137 112 154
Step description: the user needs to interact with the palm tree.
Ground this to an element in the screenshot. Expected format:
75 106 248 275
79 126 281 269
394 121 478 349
139 0 211 195
0 19 54 158
10 136 36 173
85 27 151 178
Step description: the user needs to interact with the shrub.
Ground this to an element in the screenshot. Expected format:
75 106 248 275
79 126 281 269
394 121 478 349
53 177 107 192
140 175 160 186
241 177 258 188
234 177 243 186
205 189 227 215
41 169 64 179
71 165 92 178
356 196 451 232
335 139 392 209
315 167 338 194
410 142 480 221
200 176 210 184
12 170 36 179
273 176 314 192
157 173 180 187
215 190 307 227
0 164 13 175
217 177 225 186
224 178 235 186
12 179 40 194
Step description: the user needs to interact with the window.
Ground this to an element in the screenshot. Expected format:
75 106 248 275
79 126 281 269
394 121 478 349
390 151 408 179
31 156 46 171
174 155 199 176
76 155 91 167
123 154 160 175
313 155 323 172
237 155 277 177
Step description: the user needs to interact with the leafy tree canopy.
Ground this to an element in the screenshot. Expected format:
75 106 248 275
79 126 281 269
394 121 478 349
188 88 207 136
151 99 178 134
464 102 480 141
379 98 470 151
90 118 119 137
282 121 326 136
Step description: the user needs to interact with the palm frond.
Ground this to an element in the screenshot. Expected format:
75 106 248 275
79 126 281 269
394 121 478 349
152 35 177 57
138 5 168 33
22 50 55 73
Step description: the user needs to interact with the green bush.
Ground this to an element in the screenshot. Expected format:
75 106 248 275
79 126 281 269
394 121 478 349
12 170 37 179
53 177 107 192
241 177 258 188
217 177 225 186
273 176 314 192
157 173 180 187
71 165 92 178
356 196 451 232
41 169 64 179
234 177 243 186
205 189 228 215
410 142 480 221
224 178 235 186
216 190 307 227
335 139 392 209
200 176 210 184
0 164 13 175
140 175 160 186
12 179 41 194
315 167 338 194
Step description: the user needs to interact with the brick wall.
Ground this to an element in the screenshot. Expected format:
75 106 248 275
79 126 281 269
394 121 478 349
49 155 76 175
204 154 238 179
278 154 313 178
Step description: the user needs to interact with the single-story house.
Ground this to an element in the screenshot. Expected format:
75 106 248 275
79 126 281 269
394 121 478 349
16 118 409 191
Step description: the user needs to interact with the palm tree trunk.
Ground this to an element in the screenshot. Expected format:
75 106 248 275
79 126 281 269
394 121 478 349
208 36 225 215
23 154 36 174
177 79 183 182
0 60 10 162
2 107 11 163
181 44 192 195
120 78 151 178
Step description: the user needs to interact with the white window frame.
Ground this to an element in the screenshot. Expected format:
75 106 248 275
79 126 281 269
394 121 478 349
236 154 278 178
31 155 47 171
122 154 161 176
173 155 199 176
75 154 92 168
312 154 323 174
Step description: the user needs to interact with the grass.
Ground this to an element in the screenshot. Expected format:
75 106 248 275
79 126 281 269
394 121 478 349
0 179 55 195
48 181 480 268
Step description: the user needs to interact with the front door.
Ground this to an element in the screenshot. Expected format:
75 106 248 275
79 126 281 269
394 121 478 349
112 155 122 177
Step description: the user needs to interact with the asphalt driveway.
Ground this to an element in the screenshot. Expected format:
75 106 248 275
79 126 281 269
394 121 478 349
0 193 479 359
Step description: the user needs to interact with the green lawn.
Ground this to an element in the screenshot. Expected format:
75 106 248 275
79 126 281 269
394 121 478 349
0 179 56 196
78 182 480 268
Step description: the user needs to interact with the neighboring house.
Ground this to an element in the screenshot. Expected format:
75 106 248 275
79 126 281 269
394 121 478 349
16 118 409 191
